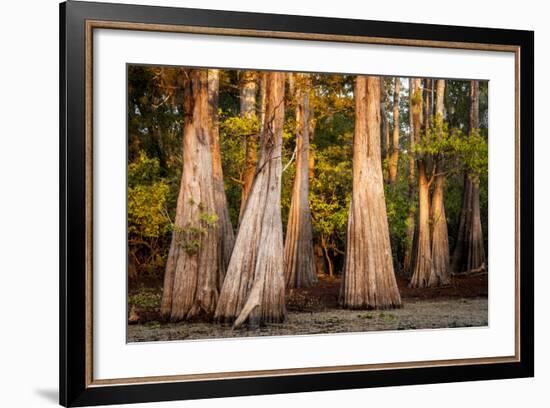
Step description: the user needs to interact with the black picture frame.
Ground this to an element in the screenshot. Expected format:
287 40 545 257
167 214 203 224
60 1 534 406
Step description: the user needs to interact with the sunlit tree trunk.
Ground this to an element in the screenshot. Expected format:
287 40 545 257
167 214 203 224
388 78 400 184
380 79 390 178
215 72 286 328
452 80 486 272
238 71 259 224
430 79 451 285
284 75 317 288
410 78 435 288
410 161 433 288
208 69 235 288
161 70 220 321
340 76 401 309
403 79 416 274
308 119 327 276
258 72 267 133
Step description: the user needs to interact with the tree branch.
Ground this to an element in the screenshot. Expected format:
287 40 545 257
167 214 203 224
283 146 297 173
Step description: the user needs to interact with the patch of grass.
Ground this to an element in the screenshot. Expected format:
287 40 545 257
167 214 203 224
129 287 162 311
357 313 374 320
144 321 161 329
378 312 397 321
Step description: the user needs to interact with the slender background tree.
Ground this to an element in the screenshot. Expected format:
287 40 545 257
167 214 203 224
208 69 235 286
452 80 487 273
284 74 317 288
238 71 259 223
388 77 400 184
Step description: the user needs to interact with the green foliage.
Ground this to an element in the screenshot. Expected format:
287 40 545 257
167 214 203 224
127 152 172 277
129 287 162 311
384 176 412 262
200 212 219 227
309 142 352 269
221 113 260 142
128 66 183 173
128 152 171 239
127 66 489 283
454 129 489 180
413 115 488 179
411 88 422 106
128 151 163 185
170 208 218 255
219 112 260 225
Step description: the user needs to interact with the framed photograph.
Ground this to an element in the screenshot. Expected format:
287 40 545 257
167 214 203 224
60 0 534 406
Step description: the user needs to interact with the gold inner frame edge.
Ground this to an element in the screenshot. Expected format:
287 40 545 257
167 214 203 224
84 19 522 388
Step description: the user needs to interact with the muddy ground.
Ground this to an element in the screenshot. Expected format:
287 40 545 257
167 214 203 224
127 274 488 342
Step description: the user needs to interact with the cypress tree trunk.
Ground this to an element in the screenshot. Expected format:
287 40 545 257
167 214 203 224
238 71 259 224
452 80 486 273
259 72 267 134
215 72 286 328
431 175 450 284
380 80 390 177
403 78 416 274
208 69 235 288
388 78 400 184
284 75 317 288
308 120 326 276
161 69 221 321
465 182 485 271
429 79 451 285
340 76 401 309
410 78 434 288
410 160 434 288
451 174 471 271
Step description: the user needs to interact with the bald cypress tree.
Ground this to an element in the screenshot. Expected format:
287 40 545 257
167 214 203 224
452 80 486 273
238 71 259 224
215 72 287 328
208 69 235 286
161 69 221 321
284 74 317 288
340 76 401 309
429 79 451 285
388 78 400 184
409 78 434 288
403 78 417 274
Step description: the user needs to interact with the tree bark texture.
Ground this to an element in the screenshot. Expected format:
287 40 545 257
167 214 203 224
429 79 451 285
308 120 325 275
452 173 471 272
452 80 486 273
340 76 402 309
207 69 235 288
284 75 317 288
215 72 286 328
410 160 435 288
161 69 221 321
380 80 391 175
388 78 400 184
423 78 433 131
239 71 259 224
410 78 435 288
403 78 416 274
